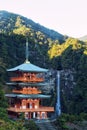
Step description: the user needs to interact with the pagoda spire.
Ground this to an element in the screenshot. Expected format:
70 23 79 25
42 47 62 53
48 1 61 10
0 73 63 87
25 38 30 63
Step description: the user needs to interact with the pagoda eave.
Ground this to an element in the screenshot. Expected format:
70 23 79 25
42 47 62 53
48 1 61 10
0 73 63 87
6 82 48 87
7 62 48 73
5 94 51 99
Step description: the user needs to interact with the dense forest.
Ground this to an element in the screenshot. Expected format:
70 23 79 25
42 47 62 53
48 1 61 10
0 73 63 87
0 11 87 129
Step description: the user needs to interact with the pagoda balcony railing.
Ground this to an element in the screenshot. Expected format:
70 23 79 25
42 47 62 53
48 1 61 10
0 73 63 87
12 89 42 94
7 106 54 112
10 77 44 82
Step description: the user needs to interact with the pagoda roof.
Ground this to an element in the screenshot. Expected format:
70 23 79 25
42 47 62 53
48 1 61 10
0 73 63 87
6 82 49 86
5 94 51 99
7 61 48 73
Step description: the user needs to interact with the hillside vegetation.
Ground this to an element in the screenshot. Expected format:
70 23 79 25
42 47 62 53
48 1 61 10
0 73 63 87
0 11 87 128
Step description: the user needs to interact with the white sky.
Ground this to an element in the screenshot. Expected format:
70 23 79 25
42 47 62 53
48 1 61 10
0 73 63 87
0 0 87 38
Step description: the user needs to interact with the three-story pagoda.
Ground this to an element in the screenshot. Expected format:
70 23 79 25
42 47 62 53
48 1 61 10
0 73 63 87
6 39 54 119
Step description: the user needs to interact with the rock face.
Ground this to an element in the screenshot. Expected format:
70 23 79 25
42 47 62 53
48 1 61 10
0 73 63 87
43 69 75 95
61 69 76 96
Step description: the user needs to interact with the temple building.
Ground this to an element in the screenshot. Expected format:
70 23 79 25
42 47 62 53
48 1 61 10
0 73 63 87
5 39 54 119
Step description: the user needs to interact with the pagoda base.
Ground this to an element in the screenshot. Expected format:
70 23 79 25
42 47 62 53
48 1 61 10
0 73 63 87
7 107 54 120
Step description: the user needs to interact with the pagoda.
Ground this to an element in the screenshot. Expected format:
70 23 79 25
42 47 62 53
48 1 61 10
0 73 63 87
6 39 54 119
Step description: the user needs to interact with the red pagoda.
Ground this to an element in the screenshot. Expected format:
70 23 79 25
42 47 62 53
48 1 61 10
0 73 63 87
6 39 54 119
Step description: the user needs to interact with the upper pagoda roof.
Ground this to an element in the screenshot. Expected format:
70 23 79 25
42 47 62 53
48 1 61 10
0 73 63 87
7 61 48 73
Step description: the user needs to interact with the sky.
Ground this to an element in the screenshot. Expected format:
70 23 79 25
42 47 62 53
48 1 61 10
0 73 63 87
0 0 87 38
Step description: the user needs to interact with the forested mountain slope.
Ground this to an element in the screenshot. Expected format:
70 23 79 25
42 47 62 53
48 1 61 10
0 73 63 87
0 10 65 42
0 10 87 115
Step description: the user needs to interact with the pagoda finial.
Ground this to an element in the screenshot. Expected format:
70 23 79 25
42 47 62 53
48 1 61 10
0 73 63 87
25 38 30 63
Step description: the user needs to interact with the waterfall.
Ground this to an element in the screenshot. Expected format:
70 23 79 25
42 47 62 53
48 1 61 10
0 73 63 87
56 70 61 116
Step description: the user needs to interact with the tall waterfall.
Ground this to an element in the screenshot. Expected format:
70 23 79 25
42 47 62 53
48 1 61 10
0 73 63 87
56 70 61 116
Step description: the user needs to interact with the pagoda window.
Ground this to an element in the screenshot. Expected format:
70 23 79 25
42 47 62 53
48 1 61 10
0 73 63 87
34 99 39 108
23 73 27 77
22 99 27 109
26 99 30 108
32 102 35 108
32 73 36 78
35 104 38 109
30 103 32 109
26 103 29 108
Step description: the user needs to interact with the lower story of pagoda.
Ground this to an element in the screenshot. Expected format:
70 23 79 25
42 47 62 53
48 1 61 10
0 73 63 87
6 95 54 119
7 106 54 120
